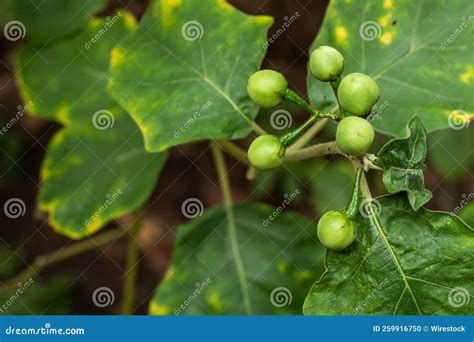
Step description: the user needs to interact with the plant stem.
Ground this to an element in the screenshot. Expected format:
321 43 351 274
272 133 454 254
343 168 363 219
285 141 340 161
360 173 373 200
1 228 126 289
286 119 328 152
210 142 253 314
330 75 346 118
284 89 314 113
216 140 249 165
121 213 142 315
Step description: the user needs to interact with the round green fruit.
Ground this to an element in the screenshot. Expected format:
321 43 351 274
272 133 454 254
247 135 285 170
247 70 288 108
309 45 344 82
337 73 380 115
317 210 357 251
336 116 374 156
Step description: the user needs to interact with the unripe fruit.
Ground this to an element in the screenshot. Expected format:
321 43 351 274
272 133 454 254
337 73 380 115
336 116 374 156
309 45 344 82
247 70 288 108
317 210 357 251
247 135 285 170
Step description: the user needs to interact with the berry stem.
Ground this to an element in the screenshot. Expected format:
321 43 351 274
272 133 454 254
342 168 363 219
330 75 346 118
284 89 314 113
279 113 319 147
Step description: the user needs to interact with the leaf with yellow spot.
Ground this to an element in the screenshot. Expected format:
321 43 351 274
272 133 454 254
108 0 274 152
15 13 167 239
150 204 325 315
308 0 473 136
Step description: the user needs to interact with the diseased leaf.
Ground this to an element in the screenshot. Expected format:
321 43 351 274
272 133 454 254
15 13 167 239
377 116 432 210
304 194 474 315
308 0 473 135
108 0 273 152
149 204 325 315
2 0 108 44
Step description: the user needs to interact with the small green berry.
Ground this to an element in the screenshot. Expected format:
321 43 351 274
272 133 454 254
336 116 374 156
247 70 288 108
317 210 357 251
247 135 285 170
337 73 380 115
309 45 344 82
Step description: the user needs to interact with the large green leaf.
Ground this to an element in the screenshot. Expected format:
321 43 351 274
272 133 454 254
304 194 474 315
15 13 167 239
428 127 473 182
377 116 432 210
149 204 325 315
308 0 473 136
2 0 108 44
108 0 273 152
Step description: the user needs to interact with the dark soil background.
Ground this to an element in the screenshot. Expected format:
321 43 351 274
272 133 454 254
0 0 472 315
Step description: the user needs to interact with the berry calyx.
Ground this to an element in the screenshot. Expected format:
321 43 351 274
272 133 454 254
317 210 357 251
337 73 380 115
247 135 285 170
247 70 288 108
309 46 344 82
336 116 374 156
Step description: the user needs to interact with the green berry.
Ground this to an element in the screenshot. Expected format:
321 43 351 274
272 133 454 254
247 135 285 170
309 46 344 82
337 73 380 115
247 70 287 108
336 116 374 156
317 210 357 251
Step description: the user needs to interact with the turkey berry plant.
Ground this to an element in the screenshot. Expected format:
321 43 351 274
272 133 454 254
6 0 473 316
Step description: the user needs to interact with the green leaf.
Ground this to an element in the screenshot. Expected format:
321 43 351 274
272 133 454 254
377 116 432 210
428 127 472 182
459 201 474 228
108 0 273 152
15 13 167 239
2 0 108 44
308 0 473 135
304 194 474 315
149 203 325 315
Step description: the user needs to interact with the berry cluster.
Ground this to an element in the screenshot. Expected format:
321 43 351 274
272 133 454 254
245 46 381 251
